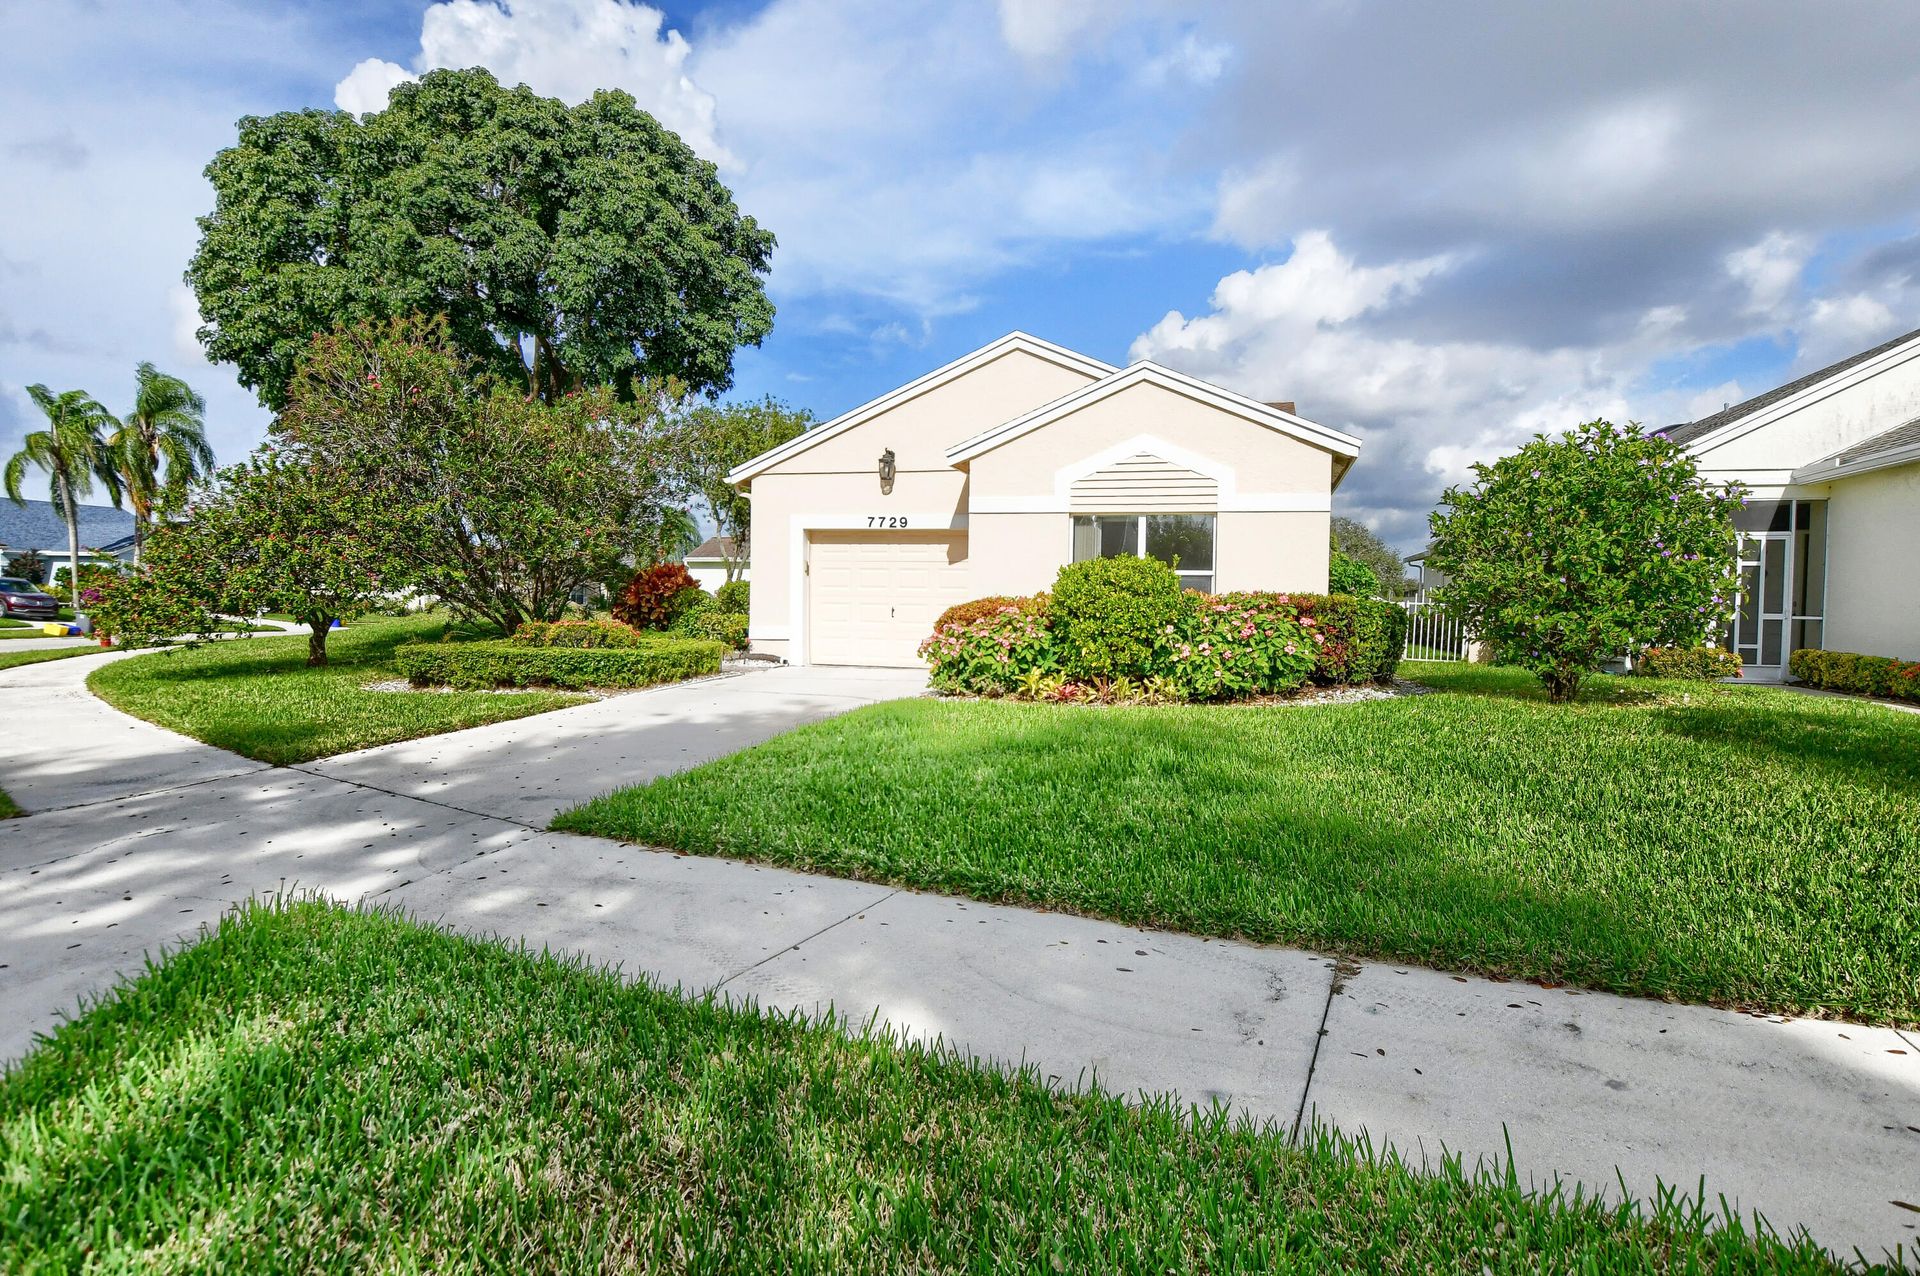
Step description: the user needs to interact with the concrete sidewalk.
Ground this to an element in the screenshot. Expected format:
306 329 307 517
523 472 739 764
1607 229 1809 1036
2 655 1915 1264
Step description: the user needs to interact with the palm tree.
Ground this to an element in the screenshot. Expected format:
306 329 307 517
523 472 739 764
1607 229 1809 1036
112 362 212 559
5 386 123 609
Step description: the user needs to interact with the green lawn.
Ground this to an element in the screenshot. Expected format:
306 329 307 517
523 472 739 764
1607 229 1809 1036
0 644 112 672
557 663 1920 1026
0 787 20 818
0 901 1841 1273
88 616 588 765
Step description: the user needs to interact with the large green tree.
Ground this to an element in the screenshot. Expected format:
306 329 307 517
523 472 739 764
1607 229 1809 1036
1331 516 1411 597
187 67 775 412
664 396 811 581
1427 420 1743 703
279 318 679 634
4 387 122 609
111 362 214 559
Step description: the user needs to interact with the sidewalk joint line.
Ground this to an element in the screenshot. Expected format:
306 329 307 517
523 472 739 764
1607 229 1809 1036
1289 958 1346 1143
714 888 903 993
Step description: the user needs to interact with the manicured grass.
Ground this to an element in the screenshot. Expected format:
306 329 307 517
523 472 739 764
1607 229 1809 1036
0 901 1844 1273
558 663 1920 1025
0 644 111 672
0 787 20 818
88 616 588 765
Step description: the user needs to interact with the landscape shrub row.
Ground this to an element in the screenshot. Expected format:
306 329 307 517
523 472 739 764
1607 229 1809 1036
1635 645 1743 680
512 619 656 648
920 557 1405 703
1788 647 1920 702
397 636 725 690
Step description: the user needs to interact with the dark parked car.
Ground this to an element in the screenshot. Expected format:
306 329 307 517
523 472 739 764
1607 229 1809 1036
0 577 60 621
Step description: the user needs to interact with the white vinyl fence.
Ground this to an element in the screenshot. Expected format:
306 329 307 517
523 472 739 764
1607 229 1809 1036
1398 596 1470 662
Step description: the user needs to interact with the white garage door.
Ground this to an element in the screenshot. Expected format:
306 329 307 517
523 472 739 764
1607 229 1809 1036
808 530 971 667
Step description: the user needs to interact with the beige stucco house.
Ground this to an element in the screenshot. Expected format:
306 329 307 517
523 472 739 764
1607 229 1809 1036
728 332 1362 666
1664 325 1920 675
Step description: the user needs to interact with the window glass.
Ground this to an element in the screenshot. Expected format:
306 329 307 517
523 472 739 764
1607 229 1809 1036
1145 515 1213 571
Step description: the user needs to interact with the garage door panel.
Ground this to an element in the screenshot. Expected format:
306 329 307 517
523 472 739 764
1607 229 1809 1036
809 531 970 667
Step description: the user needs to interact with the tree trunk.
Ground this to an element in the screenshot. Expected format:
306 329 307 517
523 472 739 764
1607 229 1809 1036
307 620 330 667
1542 668 1581 703
60 475 81 611
131 513 146 564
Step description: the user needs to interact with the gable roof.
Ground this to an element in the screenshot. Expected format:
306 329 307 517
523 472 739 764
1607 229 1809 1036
726 332 1114 487
1791 413 1920 484
1665 325 1920 448
0 499 134 554
944 360 1363 485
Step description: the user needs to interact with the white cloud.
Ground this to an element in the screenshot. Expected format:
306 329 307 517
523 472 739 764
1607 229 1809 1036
1725 231 1810 319
334 57 413 114
996 0 1102 61
332 0 727 162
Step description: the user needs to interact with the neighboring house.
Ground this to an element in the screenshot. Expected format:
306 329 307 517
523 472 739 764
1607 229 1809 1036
1664 326 1920 675
680 535 744 592
0 499 136 581
728 332 1362 667
1404 545 1447 598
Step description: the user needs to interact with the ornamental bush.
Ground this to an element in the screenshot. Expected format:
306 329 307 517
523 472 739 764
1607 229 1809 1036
1427 419 1744 703
670 598 749 649
613 564 706 631
713 580 750 616
918 601 1059 696
1327 550 1379 598
395 636 724 690
1168 596 1319 701
1050 557 1185 681
934 595 1044 632
1789 648 1920 702
1637 646 1743 680
512 619 650 648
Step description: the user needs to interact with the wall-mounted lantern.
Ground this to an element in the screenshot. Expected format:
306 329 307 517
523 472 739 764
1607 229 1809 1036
878 448 896 495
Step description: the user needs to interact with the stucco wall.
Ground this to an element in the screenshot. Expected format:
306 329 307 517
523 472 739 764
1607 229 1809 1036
1696 348 1920 477
1820 461 1920 660
744 346 1097 660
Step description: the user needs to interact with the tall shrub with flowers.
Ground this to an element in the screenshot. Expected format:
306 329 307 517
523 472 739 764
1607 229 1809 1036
1168 595 1321 700
1427 420 1743 703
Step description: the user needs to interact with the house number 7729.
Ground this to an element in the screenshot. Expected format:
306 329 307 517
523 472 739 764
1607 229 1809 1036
867 515 909 528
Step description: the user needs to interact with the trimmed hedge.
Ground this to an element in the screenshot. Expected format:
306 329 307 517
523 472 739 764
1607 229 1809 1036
396 637 725 690
671 598 749 649
1051 557 1186 681
512 619 650 648
714 580 750 615
1637 646 1743 680
1789 648 1920 702
920 566 1406 703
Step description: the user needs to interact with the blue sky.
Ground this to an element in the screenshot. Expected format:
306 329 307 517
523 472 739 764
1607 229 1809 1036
7 1 1920 551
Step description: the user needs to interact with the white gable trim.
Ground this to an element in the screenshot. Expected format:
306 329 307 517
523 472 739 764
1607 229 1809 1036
944 360 1363 467
1682 329 1920 456
726 332 1114 486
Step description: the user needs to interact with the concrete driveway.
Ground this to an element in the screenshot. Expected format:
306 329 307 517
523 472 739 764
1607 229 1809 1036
1 652 1916 1264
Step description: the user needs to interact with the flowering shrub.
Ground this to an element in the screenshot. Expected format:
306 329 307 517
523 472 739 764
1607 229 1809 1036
613 564 706 630
513 619 650 648
919 584 1403 703
919 602 1059 695
1789 648 1920 702
86 555 212 648
1637 646 1743 680
933 594 1044 631
1427 419 1744 703
1168 596 1319 700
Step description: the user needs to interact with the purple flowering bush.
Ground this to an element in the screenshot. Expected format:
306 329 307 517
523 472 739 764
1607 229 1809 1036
1427 420 1744 703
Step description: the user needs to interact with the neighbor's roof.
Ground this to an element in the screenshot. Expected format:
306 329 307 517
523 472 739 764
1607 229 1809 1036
0 499 134 553
1664 325 1920 447
1791 413 1920 484
726 332 1115 487
684 535 739 561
